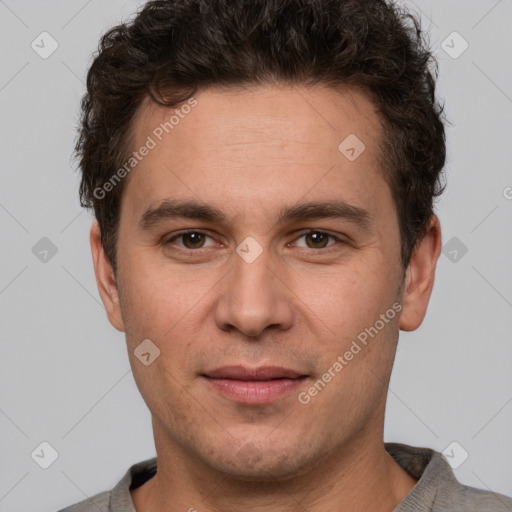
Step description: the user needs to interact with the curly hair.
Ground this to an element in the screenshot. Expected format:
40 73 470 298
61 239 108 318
76 0 447 275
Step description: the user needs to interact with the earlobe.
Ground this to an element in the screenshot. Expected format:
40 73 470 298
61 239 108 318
90 221 125 332
399 216 442 332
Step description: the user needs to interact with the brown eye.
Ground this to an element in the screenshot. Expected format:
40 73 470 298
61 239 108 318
305 231 330 249
181 232 206 249
290 230 343 251
165 231 216 250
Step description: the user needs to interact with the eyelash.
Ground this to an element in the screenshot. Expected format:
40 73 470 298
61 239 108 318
164 229 344 253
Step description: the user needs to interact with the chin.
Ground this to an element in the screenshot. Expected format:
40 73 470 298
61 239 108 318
200 439 317 482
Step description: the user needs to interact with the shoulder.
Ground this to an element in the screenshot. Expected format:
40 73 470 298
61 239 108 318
56 491 111 512
56 457 157 512
434 481 512 511
386 443 512 511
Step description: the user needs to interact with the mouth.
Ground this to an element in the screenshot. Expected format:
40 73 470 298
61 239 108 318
201 366 309 405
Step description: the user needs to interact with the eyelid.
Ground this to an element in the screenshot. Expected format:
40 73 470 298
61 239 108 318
289 229 344 249
164 229 345 251
165 229 218 249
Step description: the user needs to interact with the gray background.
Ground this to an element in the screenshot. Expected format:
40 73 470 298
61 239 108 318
1 1 511 511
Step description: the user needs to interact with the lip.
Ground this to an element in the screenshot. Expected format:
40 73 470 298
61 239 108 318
204 365 306 380
202 366 308 405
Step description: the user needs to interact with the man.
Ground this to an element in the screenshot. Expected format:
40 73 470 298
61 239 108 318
60 0 512 510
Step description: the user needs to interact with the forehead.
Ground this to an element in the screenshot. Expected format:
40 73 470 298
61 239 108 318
122 84 390 224
134 83 381 150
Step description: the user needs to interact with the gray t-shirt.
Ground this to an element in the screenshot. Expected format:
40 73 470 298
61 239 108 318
58 443 512 511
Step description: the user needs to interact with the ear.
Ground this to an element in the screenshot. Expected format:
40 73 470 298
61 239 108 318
399 215 442 332
90 221 125 332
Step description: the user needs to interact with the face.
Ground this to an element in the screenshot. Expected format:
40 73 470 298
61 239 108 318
91 84 440 481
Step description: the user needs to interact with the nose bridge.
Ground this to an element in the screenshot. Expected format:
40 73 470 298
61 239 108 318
214 239 293 337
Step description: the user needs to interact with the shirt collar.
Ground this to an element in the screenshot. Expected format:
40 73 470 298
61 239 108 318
108 443 453 511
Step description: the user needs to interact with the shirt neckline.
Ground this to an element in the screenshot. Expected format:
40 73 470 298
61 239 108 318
109 443 453 511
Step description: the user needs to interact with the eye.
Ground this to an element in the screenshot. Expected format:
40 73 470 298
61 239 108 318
291 230 342 250
165 230 217 250
164 229 344 253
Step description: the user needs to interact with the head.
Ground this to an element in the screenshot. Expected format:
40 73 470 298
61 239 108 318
80 0 445 481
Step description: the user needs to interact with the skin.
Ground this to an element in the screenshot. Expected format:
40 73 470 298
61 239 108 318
90 83 442 512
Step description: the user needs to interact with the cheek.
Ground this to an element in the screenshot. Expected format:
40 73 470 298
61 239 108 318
117 254 200 341
130 353 200 437
292 261 395 334
118 260 211 381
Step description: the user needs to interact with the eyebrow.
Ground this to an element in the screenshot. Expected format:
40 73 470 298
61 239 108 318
138 199 373 232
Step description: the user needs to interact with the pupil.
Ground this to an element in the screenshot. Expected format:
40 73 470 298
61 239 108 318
184 233 204 248
308 232 328 248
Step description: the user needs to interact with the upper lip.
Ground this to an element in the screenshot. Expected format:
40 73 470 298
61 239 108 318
203 366 307 380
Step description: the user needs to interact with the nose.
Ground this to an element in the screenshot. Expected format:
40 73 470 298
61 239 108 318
214 245 294 338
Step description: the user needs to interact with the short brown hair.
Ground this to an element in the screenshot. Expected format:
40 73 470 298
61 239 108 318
76 0 447 275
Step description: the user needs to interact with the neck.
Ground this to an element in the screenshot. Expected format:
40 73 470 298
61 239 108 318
131 423 417 512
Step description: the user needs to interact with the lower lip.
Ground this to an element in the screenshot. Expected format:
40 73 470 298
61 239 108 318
204 376 307 405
